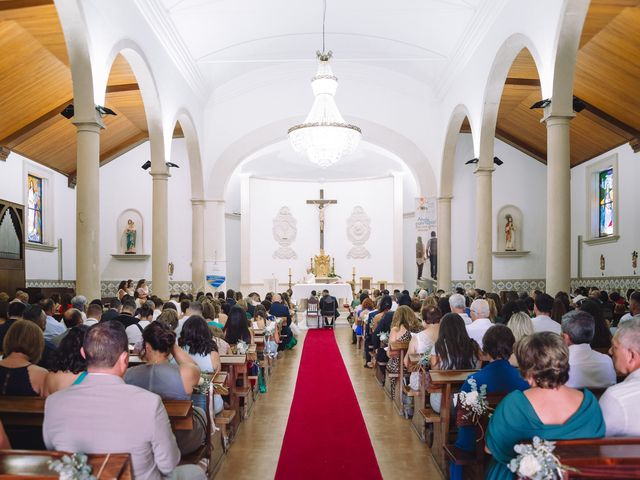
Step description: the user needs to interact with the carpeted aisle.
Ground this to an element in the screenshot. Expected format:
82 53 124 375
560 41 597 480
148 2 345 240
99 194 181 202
275 329 382 480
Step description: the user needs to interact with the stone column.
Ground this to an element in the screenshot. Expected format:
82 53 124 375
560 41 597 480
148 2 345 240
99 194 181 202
437 195 452 291
191 199 205 293
151 170 170 299
474 166 493 292
544 114 573 294
74 118 103 300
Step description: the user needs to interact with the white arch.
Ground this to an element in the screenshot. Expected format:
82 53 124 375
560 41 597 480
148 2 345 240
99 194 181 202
440 104 476 197
206 117 436 199
478 33 547 167
549 0 591 116
168 109 204 200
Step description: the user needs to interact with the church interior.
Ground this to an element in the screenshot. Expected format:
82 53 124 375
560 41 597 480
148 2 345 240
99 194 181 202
0 0 639 478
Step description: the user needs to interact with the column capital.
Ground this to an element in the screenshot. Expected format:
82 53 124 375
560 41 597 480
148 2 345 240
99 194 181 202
191 199 206 206
437 195 453 202
542 112 575 125
73 118 104 132
203 199 225 204
150 171 170 180
474 166 494 176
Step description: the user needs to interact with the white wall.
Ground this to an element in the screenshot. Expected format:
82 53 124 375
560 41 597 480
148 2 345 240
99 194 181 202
240 176 399 289
99 138 193 282
570 144 640 278
0 152 76 281
451 133 547 281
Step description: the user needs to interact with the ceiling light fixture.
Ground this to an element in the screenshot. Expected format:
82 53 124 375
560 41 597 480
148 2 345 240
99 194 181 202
530 99 551 109
287 0 361 168
465 157 503 166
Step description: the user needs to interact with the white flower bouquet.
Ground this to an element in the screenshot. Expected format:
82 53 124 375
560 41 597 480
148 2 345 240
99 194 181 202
378 331 389 343
454 378 492 431
236 340 249 354
264 322 276 338
417 347 432 369
508 436 576 479
48 453 96 480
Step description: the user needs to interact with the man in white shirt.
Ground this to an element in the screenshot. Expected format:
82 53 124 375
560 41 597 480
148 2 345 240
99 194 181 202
531 293 561 334
84 303 102 327
599 318 640 436
41 299 65 341
618 291 639 324
71 295 89 324
449 293 472 325
466 299 493 350
562 310 616 389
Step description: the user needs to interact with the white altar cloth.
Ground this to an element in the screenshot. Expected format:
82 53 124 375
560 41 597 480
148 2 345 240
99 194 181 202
291 283 353 305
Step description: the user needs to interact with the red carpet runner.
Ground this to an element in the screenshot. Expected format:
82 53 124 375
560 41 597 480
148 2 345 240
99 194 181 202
275 329 382 480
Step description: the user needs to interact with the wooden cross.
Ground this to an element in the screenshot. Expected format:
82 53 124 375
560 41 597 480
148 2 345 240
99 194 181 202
306 189 337 251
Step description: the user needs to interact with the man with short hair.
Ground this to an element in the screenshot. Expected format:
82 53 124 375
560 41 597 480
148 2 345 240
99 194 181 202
599 318 640 436
41 298 66 341
0 301 26 345
319 289 338 327
101 299 122 323
85 303 102 327
270 294 294 349
176 302 203 336
43 321 205 479
531 293 561 334
427 231 438 280
226 289 236 307
70 295 88 323
619 291 640 324
23 304 57 369
466 299 493 350
113 298 138 329
449 293 472 325
562 310 615 389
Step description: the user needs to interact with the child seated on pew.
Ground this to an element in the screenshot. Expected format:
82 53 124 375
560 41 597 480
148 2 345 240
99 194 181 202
450 325 528 480
429 314 480 413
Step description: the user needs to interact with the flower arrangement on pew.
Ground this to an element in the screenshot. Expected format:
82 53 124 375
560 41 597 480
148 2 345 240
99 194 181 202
378 331 389 344
509 436 576 479
236 340 249 355
417 347 432 370
48 453 96 480
454 378 492 436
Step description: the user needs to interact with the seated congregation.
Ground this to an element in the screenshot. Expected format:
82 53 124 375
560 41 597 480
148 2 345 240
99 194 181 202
0 286 298 479
349 286 640 478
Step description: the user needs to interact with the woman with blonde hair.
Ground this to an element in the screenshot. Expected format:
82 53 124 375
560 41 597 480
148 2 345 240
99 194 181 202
387 306 422 399
405 306 442 391
506 311 534 366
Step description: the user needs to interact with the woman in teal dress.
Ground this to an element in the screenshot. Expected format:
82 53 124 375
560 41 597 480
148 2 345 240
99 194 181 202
485 332 605 479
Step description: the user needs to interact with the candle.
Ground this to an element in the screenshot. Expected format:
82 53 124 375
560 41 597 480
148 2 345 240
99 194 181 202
288 267 292 275
352 266 355 274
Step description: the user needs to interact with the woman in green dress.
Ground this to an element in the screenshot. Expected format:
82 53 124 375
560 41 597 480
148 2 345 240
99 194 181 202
485 332 605 479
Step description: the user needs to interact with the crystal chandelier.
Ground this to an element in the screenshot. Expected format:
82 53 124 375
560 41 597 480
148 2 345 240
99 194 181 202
288 2 362 168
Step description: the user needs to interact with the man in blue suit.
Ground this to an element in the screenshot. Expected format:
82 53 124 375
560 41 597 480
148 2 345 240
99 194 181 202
269 294 294 350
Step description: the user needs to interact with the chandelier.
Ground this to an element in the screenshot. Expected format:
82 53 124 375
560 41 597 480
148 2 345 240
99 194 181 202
288 2 362 168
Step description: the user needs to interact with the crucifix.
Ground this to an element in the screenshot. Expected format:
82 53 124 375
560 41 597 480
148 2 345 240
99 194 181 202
306 189 337 251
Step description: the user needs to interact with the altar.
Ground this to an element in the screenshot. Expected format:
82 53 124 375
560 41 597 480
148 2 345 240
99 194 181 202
291 283 353 305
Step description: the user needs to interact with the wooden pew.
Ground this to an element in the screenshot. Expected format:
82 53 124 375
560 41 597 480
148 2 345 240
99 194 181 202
0 450 132 479
387 340 410 416
220 353 250 429
555 437 640 478
406 353 429 442
422 369 478 478
0 397 195 431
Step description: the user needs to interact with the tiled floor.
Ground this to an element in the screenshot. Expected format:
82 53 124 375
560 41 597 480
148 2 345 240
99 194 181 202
216 326 439 479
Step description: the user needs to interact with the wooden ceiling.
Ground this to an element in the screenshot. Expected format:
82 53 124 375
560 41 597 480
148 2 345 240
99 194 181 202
460 0 640 167
0 0 181 179
0 1 638 177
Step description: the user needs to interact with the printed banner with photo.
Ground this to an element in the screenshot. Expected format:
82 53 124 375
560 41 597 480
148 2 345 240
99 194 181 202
415 197 438 282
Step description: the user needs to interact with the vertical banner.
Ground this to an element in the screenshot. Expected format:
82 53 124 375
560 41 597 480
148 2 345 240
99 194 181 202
415 197 438 282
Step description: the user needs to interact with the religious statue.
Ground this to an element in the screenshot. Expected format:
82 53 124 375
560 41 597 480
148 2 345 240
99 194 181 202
124 219 137 254
600 254 606 273
505 214 516 251
633 251 638 270
319 205 325 235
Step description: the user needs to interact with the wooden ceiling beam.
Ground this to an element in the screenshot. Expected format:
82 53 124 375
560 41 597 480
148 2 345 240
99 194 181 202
504 77 541 87
105 83 140 93
0 0 53 10
0 99 72 149
576 97 640 151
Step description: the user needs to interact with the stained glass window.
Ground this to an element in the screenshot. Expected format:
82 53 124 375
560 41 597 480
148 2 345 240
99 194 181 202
27 174 43 243
598 168 614 237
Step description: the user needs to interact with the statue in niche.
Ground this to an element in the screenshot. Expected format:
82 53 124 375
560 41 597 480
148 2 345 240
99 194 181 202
504 214 516 251
124 219 137 254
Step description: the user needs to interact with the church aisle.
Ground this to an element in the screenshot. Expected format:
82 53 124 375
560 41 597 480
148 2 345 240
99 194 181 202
335 327 440 479
274 328 382 479
216 331 306 479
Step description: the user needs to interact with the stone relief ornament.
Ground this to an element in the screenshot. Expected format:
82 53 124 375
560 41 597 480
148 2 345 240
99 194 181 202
272 206 298 260
346 206 371 259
